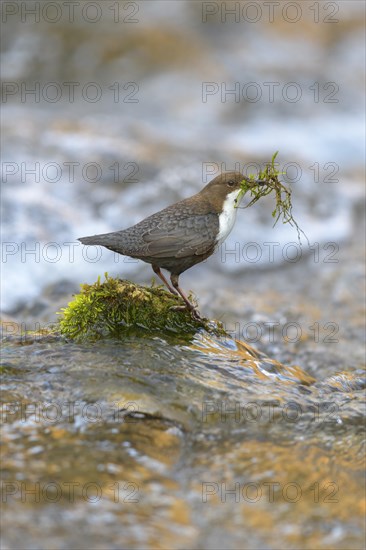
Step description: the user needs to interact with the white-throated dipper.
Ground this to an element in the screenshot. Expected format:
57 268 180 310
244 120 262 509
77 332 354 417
79 172 261 320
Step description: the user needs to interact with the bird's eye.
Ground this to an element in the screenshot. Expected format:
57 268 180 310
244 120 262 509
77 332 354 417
227 180 235 187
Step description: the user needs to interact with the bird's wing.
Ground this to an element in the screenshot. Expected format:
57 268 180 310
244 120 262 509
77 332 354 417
141 213 219 258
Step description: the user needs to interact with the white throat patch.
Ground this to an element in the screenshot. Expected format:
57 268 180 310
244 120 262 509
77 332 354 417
216 189 242 246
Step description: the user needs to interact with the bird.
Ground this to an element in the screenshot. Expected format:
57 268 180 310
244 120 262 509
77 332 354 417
79 171 260 320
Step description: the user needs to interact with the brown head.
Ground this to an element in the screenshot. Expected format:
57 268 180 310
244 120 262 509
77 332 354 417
198 171 244 212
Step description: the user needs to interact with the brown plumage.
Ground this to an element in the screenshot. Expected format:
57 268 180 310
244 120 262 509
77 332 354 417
79 172 245 319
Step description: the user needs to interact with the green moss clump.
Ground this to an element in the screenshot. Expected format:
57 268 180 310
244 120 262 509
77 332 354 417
57 274 212 341
238 151 308 244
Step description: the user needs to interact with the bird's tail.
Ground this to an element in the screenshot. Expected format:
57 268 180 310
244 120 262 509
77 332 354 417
78 233 112 246
78 232 132 257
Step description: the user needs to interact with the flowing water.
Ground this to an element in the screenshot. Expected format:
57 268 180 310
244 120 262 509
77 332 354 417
1 1 365 548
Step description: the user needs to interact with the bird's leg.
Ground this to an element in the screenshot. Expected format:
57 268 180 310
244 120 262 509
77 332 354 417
170 274 202 321
152 265 178 295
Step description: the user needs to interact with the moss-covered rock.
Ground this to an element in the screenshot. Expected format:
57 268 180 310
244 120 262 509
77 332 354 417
58 274 216 341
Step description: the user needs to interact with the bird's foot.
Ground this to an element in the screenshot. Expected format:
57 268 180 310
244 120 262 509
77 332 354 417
170 304 202 321
191 307 203 321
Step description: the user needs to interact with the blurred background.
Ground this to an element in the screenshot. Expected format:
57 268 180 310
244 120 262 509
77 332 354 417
1 0 364 316
1 2 365 549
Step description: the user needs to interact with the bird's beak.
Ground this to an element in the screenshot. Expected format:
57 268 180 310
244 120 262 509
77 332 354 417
241 176 267 188
234 177 267 208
